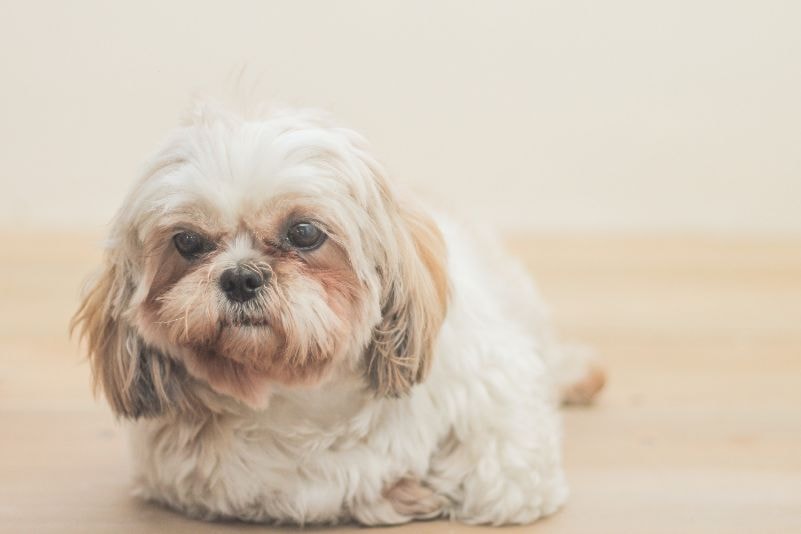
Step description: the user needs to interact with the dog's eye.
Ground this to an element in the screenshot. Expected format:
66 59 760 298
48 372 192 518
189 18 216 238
173 231 211 259
287 222 326 250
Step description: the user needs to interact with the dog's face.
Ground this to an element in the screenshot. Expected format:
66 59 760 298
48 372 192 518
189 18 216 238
73 105 448 417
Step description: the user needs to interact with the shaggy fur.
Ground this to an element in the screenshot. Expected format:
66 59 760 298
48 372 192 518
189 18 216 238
73 103 603 525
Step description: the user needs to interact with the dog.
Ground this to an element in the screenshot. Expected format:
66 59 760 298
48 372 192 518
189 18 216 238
73 102 604 525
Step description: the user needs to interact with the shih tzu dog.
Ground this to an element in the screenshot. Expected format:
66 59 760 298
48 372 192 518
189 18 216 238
73 102 604 526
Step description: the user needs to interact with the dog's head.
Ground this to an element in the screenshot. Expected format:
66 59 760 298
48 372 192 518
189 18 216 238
73 104 448 418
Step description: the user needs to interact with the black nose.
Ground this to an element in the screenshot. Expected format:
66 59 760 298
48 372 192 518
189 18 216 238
219 266 266 303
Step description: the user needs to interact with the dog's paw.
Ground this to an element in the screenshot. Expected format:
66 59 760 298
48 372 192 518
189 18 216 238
352 477 448 525
384 477 448 519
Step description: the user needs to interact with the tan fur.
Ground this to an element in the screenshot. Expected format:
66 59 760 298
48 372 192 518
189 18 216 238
142 228 209 306
382 477 449 520
72 260 198 419
366 202 449 397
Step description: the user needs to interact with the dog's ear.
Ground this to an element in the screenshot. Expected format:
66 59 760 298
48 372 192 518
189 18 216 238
366 202 449 397
72 258 192 419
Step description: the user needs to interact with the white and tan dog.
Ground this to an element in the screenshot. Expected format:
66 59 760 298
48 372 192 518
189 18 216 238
74 103 604 526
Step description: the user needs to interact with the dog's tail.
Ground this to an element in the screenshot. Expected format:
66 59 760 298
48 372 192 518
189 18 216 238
451 220 607 405
545 342 606 405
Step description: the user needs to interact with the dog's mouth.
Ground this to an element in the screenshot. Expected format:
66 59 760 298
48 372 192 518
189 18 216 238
220 317 269 328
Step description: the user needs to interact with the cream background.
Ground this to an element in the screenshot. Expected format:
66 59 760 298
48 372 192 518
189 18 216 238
1 0 799 234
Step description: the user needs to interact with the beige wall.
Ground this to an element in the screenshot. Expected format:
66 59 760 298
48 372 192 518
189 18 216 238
1 0 799 234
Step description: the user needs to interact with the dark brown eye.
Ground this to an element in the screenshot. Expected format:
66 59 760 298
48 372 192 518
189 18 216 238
173 231 211 259
287 222 325 250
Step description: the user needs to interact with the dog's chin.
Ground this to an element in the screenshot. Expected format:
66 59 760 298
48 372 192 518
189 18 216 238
166 317 337 410
205 319 279 363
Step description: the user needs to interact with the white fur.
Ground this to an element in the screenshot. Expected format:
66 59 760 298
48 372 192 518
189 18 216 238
92 103 586 526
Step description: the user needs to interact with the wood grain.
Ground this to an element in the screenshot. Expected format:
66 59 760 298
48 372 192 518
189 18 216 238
2 233 800 533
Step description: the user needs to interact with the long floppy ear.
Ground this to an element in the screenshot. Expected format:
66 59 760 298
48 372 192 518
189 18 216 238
366 203 449 397
71 258 193 419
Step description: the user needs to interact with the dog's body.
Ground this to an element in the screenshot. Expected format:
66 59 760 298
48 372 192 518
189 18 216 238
131 216 570 525
75 104 602 525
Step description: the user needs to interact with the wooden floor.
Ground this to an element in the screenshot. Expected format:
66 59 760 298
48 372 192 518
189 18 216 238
2 233 800 533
